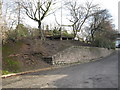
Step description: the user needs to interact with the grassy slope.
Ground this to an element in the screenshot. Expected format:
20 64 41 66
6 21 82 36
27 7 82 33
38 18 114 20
2 41 22 74
2 38 90 75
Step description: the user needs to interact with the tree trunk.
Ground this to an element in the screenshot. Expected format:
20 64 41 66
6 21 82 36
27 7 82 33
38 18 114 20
91 29 95 42
38 22 45 40
73 26 77 39
59 27 62 40
91 33 94 42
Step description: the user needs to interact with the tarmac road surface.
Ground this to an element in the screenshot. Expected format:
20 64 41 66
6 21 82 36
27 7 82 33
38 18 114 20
2 50 119 88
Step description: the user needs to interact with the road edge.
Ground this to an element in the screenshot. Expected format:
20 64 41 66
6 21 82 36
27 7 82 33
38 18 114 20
1 50 116 79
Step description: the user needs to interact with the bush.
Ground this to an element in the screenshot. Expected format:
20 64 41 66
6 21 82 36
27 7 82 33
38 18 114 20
16 24 29 38
93 37 115 49
6 30 18 42
62 31 74 37
5 24 30 43
53 29 60 35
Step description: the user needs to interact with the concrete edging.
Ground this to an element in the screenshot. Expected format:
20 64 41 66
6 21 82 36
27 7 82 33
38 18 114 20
1 67 55 79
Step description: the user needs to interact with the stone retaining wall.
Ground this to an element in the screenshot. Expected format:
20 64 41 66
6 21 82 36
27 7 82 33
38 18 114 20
51 46 114 65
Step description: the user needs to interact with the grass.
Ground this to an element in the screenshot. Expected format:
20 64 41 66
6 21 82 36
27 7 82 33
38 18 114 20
2 57 20 75
2 70 12 75
2 41 23 74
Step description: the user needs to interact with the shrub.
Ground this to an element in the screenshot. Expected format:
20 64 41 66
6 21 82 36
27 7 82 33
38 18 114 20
93 37 115 49
6 30 18 42
5 24 30 43
16 24 29 39
53 29 60 35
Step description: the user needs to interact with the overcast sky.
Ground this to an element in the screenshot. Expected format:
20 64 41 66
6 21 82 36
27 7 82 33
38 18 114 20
93 0 119 30
3 0 119 30
23 0 119 30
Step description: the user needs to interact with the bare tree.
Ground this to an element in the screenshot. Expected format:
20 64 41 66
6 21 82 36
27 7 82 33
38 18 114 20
88 9 113 42
65 1 99 38
2 0 25 30
0 0 9 43
22 0 56 40
16 1 22 26
1 0 26 42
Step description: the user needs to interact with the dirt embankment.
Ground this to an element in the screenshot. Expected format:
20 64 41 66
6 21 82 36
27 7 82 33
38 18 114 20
2 37 91 74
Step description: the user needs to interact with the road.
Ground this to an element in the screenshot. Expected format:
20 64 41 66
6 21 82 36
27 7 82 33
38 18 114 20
2 50 119 88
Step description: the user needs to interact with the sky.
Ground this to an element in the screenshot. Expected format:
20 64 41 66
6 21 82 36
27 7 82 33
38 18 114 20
2 0 119 30
23 0 119 30
92 0 119 30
